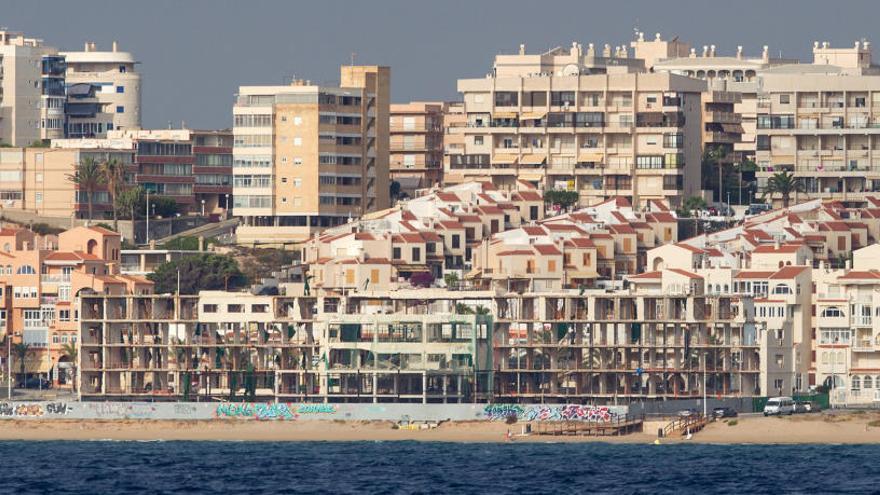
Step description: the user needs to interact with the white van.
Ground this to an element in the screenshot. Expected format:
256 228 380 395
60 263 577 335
763 396 795 416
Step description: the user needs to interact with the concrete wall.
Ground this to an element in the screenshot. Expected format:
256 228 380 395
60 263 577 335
0 401 629 422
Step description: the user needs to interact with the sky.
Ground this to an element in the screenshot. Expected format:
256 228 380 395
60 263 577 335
4 0 880 129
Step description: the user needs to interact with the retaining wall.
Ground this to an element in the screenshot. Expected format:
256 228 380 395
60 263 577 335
0 401 629 422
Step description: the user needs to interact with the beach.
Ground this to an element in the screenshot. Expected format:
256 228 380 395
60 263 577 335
1 411 880 443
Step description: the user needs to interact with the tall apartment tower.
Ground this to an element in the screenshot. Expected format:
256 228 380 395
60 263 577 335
61 41 141 138
233 65 390 244
447 43 705 208
389 101 446 196
0 30 59 146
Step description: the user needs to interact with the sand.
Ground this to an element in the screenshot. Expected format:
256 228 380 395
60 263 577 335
0 412 879 443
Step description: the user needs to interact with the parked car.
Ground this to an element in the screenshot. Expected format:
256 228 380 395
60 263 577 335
21 376 51 389
678 408 699 418
763 396 795 416
794 401 809 414
802 401 822 413
747 203 772 216
713 406 738 418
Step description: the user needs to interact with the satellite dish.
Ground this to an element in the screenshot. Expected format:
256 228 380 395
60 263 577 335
562 64 580 76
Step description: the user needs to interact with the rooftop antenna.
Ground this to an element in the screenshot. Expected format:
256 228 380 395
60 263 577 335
350 52 356 66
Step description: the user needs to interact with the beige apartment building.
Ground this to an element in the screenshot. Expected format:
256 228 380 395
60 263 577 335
0 143 134 218
0 30 59 146
447 43 705 208
61 41 141 138
389 101 445 196
233 65 390 244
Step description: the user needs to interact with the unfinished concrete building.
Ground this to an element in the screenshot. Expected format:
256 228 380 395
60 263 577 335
490 288 760 403
78 290 492 403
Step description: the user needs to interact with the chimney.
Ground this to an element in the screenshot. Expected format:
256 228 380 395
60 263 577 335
737 46 743 59
519 43 526 55
602 44 611 57
587 43 595 57
702 45 708 57
689 48 697 58
655 32 662 41
846 259 852 270
855 41 861 49
84 41 91 51
762 45 770 62
112 40 118 52
710 45 716 57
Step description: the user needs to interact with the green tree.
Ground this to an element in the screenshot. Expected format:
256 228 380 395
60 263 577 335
677 196 707 218
61 342 78 393
101 158 126 231
147 253 248 294
762 171 804 208
543 189 579 210
152 197 179 217
66 157 106 222
443 272 459 289
701 145 729 202
390 180 401 201
117 186 145 221
12 343 30 385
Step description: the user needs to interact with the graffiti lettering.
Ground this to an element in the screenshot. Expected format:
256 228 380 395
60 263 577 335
482 404 525 420
46 403 71 415
484 404 618 422
295 404 337 415
216 403 297 421
14 404 44 417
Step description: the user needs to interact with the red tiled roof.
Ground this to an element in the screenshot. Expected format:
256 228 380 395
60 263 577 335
354 232 375 241
609 224 636 235
629 271 662 279
476 205 504 215
522 226 547 236
564 237 596 248
838 270 880 280
533 244 561 255
436 192 460 202
88 226 121 236
753 244 804 254
820 221 851 232
668 268 703 279
438 221 465 230
511 190 543 202
646 212 677 223
769 266 808 279
497 249 535 256
734 271 775 279
675 243 705 254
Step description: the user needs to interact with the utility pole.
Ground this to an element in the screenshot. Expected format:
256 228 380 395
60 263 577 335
7 337 10 399
703 352 708 418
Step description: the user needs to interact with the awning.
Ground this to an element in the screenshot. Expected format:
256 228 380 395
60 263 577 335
493 154 518 165
395 264 431 273
770 155 794 165
721 123 744 133
520 154 547 165
578 152 605 162
520 111 547 120
394 176 422 189
492 112 519 119
519 173 545 182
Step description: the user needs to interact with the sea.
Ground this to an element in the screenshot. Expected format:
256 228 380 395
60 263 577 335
1 441 874 494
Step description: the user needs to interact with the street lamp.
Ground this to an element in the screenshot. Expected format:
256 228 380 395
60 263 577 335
200 199 206 217
703 351 708 418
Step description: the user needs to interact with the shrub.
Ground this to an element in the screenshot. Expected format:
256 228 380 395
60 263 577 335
727 420 738 426
409 271 435 288
31 223 64 236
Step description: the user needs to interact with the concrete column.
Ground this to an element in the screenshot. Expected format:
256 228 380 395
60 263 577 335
422 372 427 404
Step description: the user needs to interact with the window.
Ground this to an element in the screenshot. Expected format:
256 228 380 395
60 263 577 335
116 106 124 113
392 247 402 260
773 379 784 391
474 135 484 145
203 304 218 313
16 265 36 275
779 94 790 104
35 192 42 204
370 269 380 284
451 235 461 249
293 137 302 146
819 328 850 344
411 247 421 262
227 304 244 313
294 116 302 125
548 260 557 272
59 310 70 322
772 284 792 295
251 304 268 313
775 354 784 367
116 86 124 93
852 376 861 390
821 306 843 318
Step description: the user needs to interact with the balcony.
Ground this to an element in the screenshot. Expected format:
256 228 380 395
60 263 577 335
41 274 71 284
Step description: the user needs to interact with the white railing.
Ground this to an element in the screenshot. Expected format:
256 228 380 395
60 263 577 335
40 274 71 283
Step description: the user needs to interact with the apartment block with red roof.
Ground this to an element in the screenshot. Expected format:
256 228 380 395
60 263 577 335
0 225 152 388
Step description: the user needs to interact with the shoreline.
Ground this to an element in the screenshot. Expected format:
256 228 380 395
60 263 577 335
1 412 880 443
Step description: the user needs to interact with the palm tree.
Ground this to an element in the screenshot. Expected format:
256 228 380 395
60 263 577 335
11 343 30 386
66 157 106 223
100 158 125 231
61 342 78 393
762 171 804 208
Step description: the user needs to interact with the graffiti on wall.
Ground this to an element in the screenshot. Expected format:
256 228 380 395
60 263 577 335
215 403 338 421
0 402 73 417
86 402 156 419
483 404 618 422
